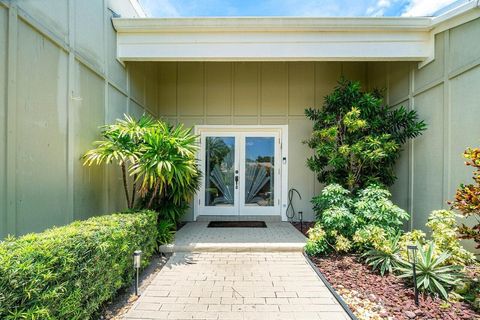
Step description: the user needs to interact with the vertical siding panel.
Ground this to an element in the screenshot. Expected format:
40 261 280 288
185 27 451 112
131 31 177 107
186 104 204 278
206 62 232 116
233 62 258 116
177 62 204 117
0 4 8 238
261 62 287 116
6 3 18 235
288 62 314 116
15 21 69 234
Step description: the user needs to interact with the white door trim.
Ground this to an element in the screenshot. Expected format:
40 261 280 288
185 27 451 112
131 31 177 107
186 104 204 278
194 125 288 222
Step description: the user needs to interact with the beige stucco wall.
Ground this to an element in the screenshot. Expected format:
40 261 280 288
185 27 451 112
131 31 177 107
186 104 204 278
0 1 157 238
369 17 480 251
1 0 478 241
155 61 369 221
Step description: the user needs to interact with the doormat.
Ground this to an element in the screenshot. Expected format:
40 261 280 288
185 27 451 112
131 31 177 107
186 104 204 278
207 221 267 228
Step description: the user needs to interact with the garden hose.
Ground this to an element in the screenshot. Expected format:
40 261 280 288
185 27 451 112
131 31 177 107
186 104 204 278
286 188 301 221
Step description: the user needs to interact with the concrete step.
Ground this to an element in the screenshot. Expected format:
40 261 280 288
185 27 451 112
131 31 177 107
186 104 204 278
159 222 307 253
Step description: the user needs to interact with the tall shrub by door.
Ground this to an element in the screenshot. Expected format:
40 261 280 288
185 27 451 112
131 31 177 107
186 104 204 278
304 78 426 191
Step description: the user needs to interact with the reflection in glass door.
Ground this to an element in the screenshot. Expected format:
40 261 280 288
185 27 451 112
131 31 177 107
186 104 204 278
204 136 236 213
244 137 275 207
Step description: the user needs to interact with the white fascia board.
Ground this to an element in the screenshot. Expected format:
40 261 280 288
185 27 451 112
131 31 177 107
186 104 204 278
112 4 480 64
431 0 480 34
116 30 430 61
113 16 432 32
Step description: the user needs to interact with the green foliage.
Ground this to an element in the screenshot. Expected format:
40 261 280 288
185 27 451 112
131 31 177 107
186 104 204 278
398 230 426 260
354 185 409 233
362 232 402 276
157 220 176 245
131 122 199 206
309 183 409 256
311 184 357 238
305 78 426 191
83 114 200 217
83 115 156 209
312 183 353 214
398 210 475 266
427 210 475 266
450 146 480 249
396 242 464 300
305 223 329 256
333 233 352 252
353 225 389 251
0 210 158 320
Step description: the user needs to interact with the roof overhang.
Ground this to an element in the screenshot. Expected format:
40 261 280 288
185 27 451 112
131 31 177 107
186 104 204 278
112 1 480 67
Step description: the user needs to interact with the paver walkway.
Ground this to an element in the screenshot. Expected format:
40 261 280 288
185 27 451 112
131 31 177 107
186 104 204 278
125 252 350 320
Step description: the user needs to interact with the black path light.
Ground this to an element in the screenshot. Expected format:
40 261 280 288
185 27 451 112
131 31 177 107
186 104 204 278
298 211 304 234
407 245 419 306
133 250 142 296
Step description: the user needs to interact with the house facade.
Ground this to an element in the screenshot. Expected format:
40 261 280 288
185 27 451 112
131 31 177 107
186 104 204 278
1 0 480 244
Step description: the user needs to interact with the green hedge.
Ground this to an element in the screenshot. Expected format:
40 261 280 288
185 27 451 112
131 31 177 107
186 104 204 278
0 210 158 320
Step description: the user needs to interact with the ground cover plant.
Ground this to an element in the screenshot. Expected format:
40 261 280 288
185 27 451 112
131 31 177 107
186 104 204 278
304 78 426 191
0 210 158 320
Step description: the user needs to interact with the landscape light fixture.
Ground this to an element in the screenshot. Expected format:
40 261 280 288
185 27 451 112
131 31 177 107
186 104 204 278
298 211 304 234
133 250 142 296
407 245 419 306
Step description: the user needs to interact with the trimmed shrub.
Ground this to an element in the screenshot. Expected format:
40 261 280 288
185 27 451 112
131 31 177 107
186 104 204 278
0 210 158 320
309 183 409 255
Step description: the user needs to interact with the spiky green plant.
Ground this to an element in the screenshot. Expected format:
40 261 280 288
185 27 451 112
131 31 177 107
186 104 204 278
362 232 401 276
396 242 464 300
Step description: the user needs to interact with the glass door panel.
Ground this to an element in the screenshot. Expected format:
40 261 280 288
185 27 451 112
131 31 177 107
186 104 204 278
204 136 236 207
244 137 275 207
197 130 281 218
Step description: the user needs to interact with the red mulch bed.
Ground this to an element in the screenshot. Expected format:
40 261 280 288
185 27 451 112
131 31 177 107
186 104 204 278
290 223 479 319
311 254 479 320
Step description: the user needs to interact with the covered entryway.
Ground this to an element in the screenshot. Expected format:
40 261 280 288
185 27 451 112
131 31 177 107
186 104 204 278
195 126 288 221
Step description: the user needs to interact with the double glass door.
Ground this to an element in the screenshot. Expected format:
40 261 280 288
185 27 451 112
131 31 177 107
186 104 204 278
198 131 281 216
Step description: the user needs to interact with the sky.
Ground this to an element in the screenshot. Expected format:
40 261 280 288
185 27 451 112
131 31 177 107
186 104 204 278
138 0 464 18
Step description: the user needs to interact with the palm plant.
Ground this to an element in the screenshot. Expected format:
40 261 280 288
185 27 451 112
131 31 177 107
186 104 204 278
83 115 200 213
131 122 199 209
396 242 464 300
83 115 155 209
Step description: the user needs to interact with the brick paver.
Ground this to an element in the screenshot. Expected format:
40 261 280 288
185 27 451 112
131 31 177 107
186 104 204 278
125 252 350 320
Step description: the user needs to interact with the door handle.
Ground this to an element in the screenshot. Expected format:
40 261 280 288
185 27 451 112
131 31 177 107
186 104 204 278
235 175 239 189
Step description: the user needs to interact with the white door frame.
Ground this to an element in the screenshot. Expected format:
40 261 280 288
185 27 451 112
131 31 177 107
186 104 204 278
194 125 288 222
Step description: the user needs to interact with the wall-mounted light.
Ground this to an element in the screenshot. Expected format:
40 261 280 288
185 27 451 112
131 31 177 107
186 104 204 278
133 250 142 296
407 245 419 306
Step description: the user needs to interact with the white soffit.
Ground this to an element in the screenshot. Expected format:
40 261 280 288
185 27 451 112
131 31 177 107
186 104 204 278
112 2 480 65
